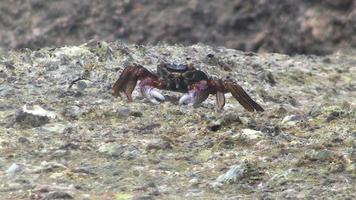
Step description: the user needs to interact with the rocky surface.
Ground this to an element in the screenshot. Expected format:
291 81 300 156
1 0 355 55
0 41 355 199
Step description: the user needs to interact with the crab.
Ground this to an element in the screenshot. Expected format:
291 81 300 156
112 63 264 112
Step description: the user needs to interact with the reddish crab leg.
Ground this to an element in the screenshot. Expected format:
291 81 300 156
213 78 264 112
113 64 165 103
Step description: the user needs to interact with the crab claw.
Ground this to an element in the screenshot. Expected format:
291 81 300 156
179 81 209 107
140 85 165 104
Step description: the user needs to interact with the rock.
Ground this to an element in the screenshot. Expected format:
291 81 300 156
281 114 303 126
70 80 90 91
17 137 31 144
146 139 172 151
308 105 322 118
98 143 139 159
62 105 83 120
188 178 199 186
41 123 67 134
45 191 73 199
233 129 264 140
116 106 131 117
261 123 280 137
207 120 222 132
210 164 247 189
239 117 257 128
258 70 276 86
132 195 153 200
311 149 333 162
6 163 25 177
13 105 56 128
130 111 143 117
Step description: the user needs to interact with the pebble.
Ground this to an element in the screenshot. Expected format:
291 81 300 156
45 191 73 199
146 139 172 151
233 129 264 140
6 163 25 177
98 143 139 159
14 105 56 128
41 123 67 134
62 105 83 119
281 114 303 126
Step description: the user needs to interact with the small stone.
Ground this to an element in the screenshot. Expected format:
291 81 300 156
18 137 31 144
41 123 67 134
239 117 257 128
133 195 153 200
281 114 303 126
258 70 276 86
62 105 83 120
234 129 264 140
75 80 89 91
6 163 25 177
189 178 199 186
14 105 56 128
312 149 333 162
207 120 222 132
146 139 172 151
98 143 124 157
221 113 241 126
116 107 131 117
308 106 322 118
98 143 139 159
211 164 246 189
45 191 73 199
130 111 143 117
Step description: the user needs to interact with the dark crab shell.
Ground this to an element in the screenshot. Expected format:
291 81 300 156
161 63 189 72
156 63 209 92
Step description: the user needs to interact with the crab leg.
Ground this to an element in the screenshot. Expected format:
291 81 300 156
112 64 165 103
213 78 264 112
179 80 210 107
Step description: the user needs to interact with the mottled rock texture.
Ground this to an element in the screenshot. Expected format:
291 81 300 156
0 42 355 199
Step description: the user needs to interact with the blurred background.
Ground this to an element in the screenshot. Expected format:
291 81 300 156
0 0 355 55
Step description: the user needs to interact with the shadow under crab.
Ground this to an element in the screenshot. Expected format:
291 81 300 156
113 63 264 112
